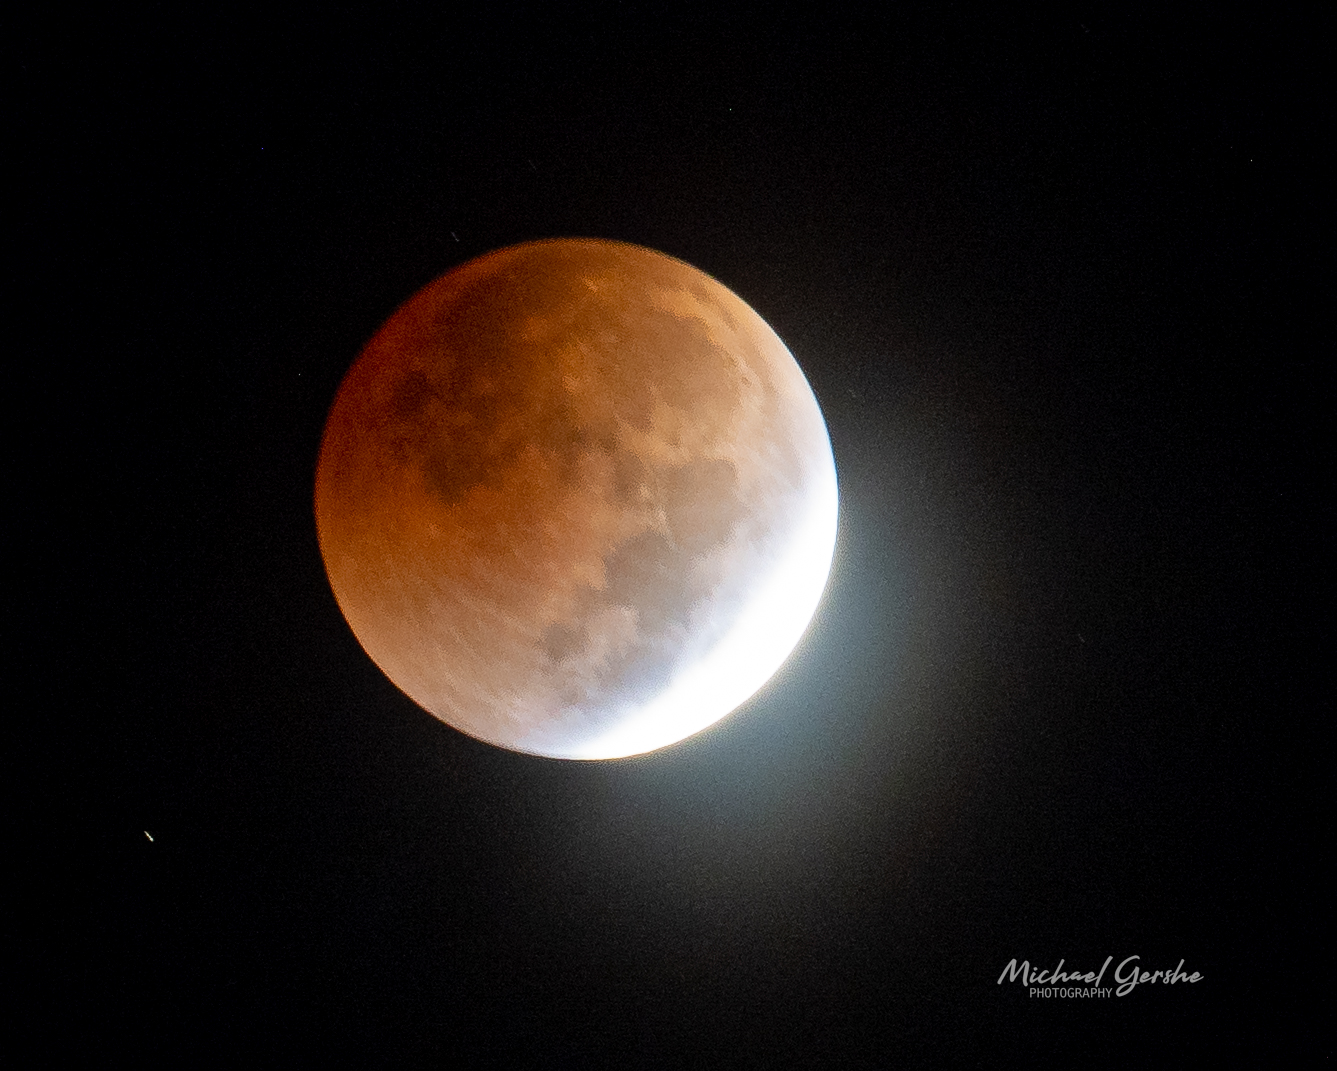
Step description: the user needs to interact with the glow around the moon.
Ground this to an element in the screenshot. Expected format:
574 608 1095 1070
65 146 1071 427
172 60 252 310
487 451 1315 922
315 239 837 759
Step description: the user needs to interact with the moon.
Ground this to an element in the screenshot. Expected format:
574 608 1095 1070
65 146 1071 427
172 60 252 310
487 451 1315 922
314 239 837 759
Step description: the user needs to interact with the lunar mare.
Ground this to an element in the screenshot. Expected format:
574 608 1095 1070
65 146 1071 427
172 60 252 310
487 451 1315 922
314 239 837 759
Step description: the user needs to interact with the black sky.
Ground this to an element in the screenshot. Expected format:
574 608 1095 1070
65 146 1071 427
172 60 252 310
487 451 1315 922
16 7 1324 1065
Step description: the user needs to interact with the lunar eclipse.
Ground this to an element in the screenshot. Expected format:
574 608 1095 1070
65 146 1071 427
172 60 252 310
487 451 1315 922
315 239 837 759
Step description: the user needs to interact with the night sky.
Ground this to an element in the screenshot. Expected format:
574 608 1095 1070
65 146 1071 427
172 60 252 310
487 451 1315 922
17 8 1322 1065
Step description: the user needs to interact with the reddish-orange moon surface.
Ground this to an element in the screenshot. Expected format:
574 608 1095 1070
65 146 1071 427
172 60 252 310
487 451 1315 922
314 239 837 759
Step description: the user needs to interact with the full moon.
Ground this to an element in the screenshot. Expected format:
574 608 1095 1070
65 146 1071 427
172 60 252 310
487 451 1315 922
314 239 837 759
